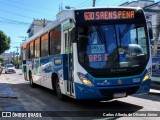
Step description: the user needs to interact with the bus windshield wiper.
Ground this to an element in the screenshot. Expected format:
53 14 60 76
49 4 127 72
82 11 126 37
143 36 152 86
95 25 107 51
119 24 132 46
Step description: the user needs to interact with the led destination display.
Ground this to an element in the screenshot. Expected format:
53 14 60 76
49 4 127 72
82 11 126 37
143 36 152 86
84 10 135 20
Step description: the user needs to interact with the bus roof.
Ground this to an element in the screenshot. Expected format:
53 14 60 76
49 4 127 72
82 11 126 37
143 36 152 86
75 6 142 11
21 10 74 46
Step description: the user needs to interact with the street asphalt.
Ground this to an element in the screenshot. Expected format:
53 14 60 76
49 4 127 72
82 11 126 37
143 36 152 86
0 75 26 112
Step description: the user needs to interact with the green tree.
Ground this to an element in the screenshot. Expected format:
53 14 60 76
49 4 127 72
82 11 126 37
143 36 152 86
0 57 4 63
12 57 21 65
0 30 10 54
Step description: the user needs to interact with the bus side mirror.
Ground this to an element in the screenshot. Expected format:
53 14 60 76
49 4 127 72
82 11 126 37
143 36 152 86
71 28 76 43
147 20 153 40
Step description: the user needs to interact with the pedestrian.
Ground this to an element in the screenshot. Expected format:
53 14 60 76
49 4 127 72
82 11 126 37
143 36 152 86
0 67 3 75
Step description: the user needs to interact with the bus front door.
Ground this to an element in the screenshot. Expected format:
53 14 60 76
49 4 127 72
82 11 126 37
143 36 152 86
64 29 74 97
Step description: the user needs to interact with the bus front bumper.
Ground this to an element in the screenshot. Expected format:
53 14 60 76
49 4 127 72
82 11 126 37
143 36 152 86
74 79 151 100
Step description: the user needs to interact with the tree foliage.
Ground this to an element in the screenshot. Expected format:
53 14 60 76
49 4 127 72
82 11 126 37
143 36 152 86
0 57 4 63
11 57 21 65
0 30 10 54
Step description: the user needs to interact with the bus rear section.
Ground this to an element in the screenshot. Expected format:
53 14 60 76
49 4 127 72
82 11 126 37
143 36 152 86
72 7 152 99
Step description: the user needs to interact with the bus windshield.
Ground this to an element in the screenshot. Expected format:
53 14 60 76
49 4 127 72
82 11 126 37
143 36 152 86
77 24 149 70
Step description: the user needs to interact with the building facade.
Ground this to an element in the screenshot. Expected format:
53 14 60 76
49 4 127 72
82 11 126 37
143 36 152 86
0 52 16 63
27 19 52 37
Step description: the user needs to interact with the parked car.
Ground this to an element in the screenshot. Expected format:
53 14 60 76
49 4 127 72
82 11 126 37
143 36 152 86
5 64 16 74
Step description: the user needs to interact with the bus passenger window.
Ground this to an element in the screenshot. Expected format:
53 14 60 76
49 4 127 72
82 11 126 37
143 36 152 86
50 26 61 55
26 43 29 59
41 33 49 57
29 41 34 59
35 38 40 58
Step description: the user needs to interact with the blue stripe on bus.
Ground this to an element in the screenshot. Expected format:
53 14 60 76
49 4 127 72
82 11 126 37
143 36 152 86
74 79 151 99
25 54 68 80
85 69 148 87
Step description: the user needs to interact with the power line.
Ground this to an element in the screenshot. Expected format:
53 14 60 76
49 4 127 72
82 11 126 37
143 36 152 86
96 0 102 4
0 1 53 17
75 0 90 8
0 8 34 20
4 0 53 11
79 1 93 8
0 17 30 25
0 17 44 26
112 0 128 6
74 0 88 7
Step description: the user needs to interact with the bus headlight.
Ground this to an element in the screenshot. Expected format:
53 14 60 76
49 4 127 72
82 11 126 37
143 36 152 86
143 74 149 81
143 69 151 81
77 72 93 86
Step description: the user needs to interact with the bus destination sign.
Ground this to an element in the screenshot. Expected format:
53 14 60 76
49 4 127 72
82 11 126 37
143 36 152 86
84 10 135 21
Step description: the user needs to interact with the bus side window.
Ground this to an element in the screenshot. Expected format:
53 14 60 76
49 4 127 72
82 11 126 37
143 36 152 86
35 38 40 58
41 33 49 57
29 41 34 59
26 43 30 59
50 25 61 55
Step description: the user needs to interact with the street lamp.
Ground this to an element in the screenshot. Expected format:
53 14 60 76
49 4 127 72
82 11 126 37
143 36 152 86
65 6 75 9
18 36 28 42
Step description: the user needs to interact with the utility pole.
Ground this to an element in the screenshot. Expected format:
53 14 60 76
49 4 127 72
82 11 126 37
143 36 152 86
14 46 20 68
93 0 96 7
43 18 46 28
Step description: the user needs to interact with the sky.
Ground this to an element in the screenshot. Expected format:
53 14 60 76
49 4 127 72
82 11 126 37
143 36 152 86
0 0 158 53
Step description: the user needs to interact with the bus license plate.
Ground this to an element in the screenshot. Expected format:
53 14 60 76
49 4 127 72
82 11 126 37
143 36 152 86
114 92 126 98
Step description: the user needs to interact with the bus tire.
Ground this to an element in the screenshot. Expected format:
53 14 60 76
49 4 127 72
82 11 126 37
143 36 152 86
55 77 65 100
29 72 35 88
51 73 57 92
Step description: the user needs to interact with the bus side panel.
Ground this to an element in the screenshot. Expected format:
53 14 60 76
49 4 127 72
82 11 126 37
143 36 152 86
32 58 41 85
59 54 68 95
38 54 68 91
26 59 35 82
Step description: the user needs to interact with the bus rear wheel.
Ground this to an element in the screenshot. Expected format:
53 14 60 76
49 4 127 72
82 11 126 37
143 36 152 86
29 73 35 88
55 78 65 100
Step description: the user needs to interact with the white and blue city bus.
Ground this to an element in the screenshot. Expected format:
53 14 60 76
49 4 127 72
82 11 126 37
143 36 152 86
21 7 152 100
